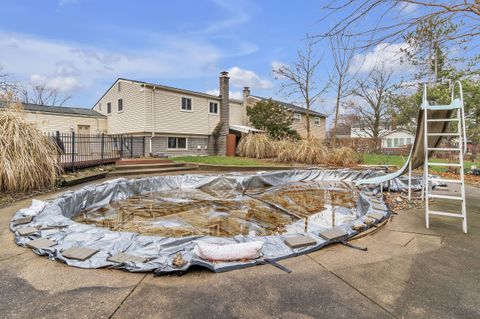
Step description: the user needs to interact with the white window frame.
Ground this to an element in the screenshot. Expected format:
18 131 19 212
209 101 219 115
386 138 392 148
181 97 192 112
117 98 123 113
293 113 301 122
314 117 320 126
167 137 188 150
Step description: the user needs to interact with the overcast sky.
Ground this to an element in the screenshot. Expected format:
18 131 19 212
1 0 474 119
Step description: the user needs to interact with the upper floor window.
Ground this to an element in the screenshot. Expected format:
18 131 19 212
209 102 219 114
293 113 301 122
168 137 187 149
314 117 320 126
181 97 192 111
118 98 123 112
98 102 102 111
107 102 112 114
117 82 122 92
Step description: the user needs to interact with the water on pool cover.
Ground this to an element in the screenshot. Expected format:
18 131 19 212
74 181 359 237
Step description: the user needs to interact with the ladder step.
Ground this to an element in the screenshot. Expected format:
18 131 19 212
429 178 462 184
428 194 463 201
427 162 461 167
428 210 465 218
427 147 460 151
427 118 459 122
427 133 459 137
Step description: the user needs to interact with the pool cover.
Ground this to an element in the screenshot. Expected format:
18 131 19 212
10 169 391 274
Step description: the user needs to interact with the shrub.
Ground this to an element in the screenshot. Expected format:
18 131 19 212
237 133 275 158
0 103 60 192
274 139 297 163
328 147 361 166
291 137 327 164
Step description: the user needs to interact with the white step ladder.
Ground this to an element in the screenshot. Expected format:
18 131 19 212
422 81 468 233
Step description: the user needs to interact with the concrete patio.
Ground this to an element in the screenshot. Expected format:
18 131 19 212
0 178 478 319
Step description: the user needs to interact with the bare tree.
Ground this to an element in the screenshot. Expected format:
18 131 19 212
0 67 20 99
329 32 357 145
352 63 393 139
319 1 480 49
273 38 329 137
22 83 71 106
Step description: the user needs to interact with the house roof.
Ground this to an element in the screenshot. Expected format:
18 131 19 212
93 78 243 108
250 95 327 118
0 100 105 118
229 125 264 134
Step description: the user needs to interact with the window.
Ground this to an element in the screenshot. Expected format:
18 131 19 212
293 113 301 122
98 102 102 111
314 117 320 126
181 97 192 111
387 138 392 148
399 137 404 146
407 138 412 145
117 82 122 92
107 102 111 114
118 98 123 112
394 138 399 147
209 102 219 114
168 137 187 149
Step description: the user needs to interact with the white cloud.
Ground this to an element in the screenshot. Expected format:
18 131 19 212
400 2 418 14
228 66 273 89
351 42 413 75
206 89 243 100
0 31 230 96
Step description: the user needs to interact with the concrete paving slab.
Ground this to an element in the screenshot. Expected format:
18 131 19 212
111 255 392 319
26 238 56 250
62 247 99 261
318 228 348 241
16 226 38 236
108 252 149 264
284 235 317 249
11 216 33 226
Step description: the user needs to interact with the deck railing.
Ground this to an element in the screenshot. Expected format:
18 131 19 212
46 131 146 171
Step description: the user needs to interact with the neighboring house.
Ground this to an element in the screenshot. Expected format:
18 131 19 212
0 101 107 134
351 127 414 151
243 88 327 139
93 72 327 156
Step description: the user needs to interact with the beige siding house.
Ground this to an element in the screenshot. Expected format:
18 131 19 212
0 101 106 134
243 91 327 139
93 72 327 156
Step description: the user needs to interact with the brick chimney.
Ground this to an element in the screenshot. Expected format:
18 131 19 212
208 71 230 155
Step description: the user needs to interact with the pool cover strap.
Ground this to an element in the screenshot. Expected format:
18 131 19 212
265 258 292 273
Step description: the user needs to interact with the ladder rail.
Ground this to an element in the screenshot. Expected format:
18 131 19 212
423 82 467 234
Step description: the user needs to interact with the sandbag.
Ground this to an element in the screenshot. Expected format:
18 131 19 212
194 241 264 261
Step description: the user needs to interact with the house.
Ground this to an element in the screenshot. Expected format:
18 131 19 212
243 88 327 139
0 100 107 134
93 71 327 156
351 127 414 153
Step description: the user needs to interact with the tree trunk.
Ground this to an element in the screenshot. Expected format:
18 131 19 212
332 80 342 147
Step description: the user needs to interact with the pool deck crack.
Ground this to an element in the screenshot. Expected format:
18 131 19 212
306 254 398 319
0 251 28 264
108 273 148 319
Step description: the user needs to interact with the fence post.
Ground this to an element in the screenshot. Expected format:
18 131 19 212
120 135 124 159
142 136 146 157
101 133 105 165
130 135 133 158
71 132 75 171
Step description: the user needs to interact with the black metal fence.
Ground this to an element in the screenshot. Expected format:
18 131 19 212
46 131 146 171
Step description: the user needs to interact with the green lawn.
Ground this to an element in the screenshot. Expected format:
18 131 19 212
172 156 284 166
363 153 479 173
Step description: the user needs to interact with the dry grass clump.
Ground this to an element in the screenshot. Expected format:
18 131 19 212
237 133 275 158
0 103 60 192
328 147 361 166
274 139 297 162
291 137 327 164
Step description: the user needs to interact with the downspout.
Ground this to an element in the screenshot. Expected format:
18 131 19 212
150 86 155 155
